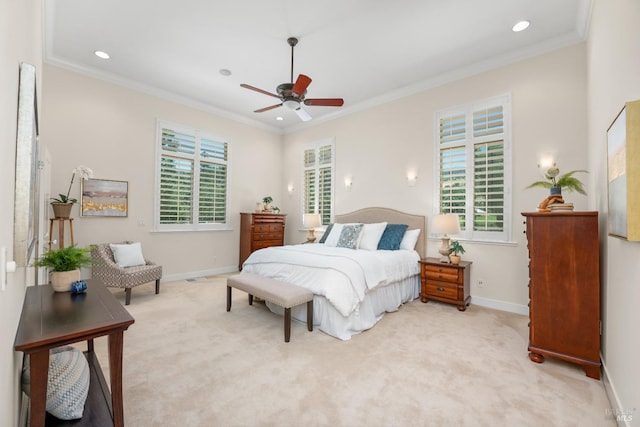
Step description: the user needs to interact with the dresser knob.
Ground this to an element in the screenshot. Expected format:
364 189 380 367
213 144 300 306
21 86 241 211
437 287 444 292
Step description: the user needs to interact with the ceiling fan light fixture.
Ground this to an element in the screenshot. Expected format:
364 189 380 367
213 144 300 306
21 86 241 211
283 99 300 110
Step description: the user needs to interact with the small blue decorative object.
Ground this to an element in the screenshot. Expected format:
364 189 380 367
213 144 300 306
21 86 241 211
71 280 87 294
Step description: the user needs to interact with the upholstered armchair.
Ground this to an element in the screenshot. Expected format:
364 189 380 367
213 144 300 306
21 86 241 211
90 243 162 305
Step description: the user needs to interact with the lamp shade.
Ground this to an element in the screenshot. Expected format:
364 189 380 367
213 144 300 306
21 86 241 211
303 213 322 228
432 214 460 235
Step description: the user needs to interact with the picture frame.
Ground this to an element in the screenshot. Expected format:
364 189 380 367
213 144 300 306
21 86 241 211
13 63 40 267
607 99 640 241
81 179 128 217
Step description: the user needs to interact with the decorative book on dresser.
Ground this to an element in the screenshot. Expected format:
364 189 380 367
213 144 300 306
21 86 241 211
522 211 601 379
239 212 286 270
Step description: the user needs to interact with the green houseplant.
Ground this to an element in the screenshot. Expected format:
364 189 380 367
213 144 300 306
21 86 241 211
526 167 588 195
262 196 273 211
50 165 94 218
448 240 465 265
33 246 94 292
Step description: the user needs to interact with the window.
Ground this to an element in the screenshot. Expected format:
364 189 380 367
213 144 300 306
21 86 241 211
434 95 511 242
155 120 230 231
303 139 334 225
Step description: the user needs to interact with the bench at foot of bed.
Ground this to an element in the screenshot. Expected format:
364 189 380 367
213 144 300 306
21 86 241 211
226 273 313 342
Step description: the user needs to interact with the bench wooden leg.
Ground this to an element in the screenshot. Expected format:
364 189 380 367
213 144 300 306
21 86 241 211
155 279 160 295
307 300 313 331
248 294 254 305
125 288 131 305
226 286 232 312
284 307 291 343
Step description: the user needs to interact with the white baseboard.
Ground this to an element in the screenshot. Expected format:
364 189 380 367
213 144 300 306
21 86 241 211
471 296 529 316
161 265 238 283
602 358 634 426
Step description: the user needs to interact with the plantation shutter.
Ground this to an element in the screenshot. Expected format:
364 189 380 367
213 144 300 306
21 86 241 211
435 95 511 241
157 122 230 230
160 128 195 224
303 141 334 225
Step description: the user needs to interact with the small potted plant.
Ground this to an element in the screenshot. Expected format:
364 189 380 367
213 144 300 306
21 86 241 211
526 167 588 196
33 246 95 292
448 240 465 265
262 196 273 212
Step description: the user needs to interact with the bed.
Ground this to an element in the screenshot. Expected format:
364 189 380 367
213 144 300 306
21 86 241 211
241 207 426 340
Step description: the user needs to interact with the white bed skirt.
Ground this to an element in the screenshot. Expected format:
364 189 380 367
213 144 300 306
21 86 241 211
265 275 420 340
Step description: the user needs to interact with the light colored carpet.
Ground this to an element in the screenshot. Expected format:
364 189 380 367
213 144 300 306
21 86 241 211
90 276 614 427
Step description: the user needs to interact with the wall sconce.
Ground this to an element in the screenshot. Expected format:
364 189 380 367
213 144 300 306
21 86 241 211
537 153 557 172
287 183 294 196
407 171 418 186
344 176 353 191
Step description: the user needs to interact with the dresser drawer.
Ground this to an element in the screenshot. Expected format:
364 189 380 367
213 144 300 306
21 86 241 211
254 224 283 233
425 281 457 300
252 240 282 250
254 232 283 241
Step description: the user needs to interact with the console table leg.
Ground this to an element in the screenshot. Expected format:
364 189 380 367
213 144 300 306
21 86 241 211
29 350 49 427
108 332 125 427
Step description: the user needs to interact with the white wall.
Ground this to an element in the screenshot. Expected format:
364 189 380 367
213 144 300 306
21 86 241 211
587 0 640 422
0 1 42 425
282 43 589 313
42 65 284 279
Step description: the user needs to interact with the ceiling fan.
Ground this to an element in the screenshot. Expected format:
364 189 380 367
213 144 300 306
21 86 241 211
240 37 344 122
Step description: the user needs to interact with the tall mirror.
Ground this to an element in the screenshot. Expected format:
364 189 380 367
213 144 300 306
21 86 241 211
14 62 40 268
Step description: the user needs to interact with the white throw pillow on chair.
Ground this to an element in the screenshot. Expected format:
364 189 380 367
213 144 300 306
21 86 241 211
110 242 146 267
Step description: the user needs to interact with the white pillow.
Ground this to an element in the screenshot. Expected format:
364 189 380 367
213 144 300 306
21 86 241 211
323 223 344 247
358 222 388 251
110 242 146 267
400 229 421 251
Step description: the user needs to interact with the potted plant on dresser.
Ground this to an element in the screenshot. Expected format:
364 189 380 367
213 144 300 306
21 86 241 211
448 240 465 265
33 246 95 292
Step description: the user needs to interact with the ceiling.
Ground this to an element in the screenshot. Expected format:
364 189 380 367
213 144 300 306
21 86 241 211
44 0 591 132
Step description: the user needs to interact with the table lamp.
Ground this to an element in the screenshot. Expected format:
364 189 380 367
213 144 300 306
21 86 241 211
432 213 460 263
303 213 322 243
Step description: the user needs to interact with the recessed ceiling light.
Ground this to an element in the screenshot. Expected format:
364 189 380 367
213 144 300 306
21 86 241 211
276 116 284 121
219 69 232 76
94 50 110 59
512 20 530 32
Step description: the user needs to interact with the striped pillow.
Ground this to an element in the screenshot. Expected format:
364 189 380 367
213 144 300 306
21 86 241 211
22 346 90 420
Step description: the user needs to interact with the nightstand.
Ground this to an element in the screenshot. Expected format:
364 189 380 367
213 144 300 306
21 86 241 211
419 257 472 311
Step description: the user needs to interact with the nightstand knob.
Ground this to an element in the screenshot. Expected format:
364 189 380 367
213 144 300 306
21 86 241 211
437 287 445 292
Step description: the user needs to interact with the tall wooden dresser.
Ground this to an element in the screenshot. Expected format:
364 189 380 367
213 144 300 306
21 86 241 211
522 211 601 379
239 212 286 270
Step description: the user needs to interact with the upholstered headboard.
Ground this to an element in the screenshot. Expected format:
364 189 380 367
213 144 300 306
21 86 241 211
334 207 426 258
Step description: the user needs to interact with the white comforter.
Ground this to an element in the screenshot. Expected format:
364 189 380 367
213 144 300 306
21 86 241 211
242 244 419 317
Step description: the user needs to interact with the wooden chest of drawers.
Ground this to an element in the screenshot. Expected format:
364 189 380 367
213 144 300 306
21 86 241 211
239 213 286 270
419 257 471 311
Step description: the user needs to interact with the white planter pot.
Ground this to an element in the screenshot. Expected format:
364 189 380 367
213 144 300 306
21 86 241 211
50 269 80 292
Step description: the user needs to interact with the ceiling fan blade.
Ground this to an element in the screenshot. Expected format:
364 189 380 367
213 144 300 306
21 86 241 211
294 106 312 122
240 83 281 99
304 98 344 107
255 103 282 113
291 74 312 98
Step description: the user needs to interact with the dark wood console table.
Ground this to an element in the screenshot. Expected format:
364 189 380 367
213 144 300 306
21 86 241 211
14 279 135 426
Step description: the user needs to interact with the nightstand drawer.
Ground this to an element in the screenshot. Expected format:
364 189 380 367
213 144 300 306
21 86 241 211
425 282 457 299
424 269 459 283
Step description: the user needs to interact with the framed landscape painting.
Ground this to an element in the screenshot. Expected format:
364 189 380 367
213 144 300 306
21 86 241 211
81 179 128 217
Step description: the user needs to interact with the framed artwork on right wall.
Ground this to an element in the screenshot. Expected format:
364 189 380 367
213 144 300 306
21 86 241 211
607 99 640 241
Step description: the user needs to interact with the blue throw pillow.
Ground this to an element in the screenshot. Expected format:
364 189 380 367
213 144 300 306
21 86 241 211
377 224 408 250
319 223 334 243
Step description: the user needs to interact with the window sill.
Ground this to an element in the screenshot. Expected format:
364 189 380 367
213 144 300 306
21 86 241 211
427 237 517 247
